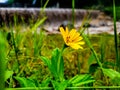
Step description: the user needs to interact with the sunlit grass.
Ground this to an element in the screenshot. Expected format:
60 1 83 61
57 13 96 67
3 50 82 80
3 26 116 86
0 18 119 88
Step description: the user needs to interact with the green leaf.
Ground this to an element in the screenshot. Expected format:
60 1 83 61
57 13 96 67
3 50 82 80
14 77 36 87
102 68 120 85
5 70 13 81
69 74 95 87
40 48 64 81
40 54 58 79
58 56 64 81
111 76 120 85
51 48 64 81
88 53 96 65
40 56 51 67
52 80 68 90
40 78 51 87
51 48 60 77
102 68 120 79
68 75 79 83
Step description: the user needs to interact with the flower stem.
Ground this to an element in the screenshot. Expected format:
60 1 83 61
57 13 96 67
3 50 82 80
82 33 103 68
57 44 66 81
61 44 67 53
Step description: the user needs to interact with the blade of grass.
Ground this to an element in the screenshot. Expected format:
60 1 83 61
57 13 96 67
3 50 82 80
33 30 45 56
72 0 75 26
113 0 119 71
10 28 20 75
100 34 106 63
40 0 49 15
31 17 47 32
0 32 6 90
41 0 43 7
31 0 48 32
11 29 18 59
13 14 18 27
42 0 49 12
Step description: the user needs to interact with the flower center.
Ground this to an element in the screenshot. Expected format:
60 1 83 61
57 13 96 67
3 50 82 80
66 36 70 43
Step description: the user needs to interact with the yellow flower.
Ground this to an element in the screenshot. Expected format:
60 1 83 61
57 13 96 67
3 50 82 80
59 27 85 49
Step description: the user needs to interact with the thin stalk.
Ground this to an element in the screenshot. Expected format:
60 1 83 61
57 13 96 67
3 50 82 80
61 44 66 53
17 59 28 77
13 14 17 27
9 77 14 88
77 52 81 74
100 34 105 63
113 0 119 71
119 33 120 66
10 29 20 74
72 0 75 26
11 29 18 59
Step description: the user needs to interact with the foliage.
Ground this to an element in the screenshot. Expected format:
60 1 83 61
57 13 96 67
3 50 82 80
1 26 120 89
0 32 7 90
0 0 120 89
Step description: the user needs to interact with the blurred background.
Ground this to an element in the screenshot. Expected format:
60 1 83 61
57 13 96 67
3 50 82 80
0 0 120 20
0 0 120 8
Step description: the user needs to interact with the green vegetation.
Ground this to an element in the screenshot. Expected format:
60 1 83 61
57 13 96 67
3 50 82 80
0 25 119 89
0 0 120 89
0 32 7 90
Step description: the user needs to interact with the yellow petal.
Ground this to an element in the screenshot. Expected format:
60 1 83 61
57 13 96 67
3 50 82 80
76 41 85 45
72 36 83 43
78 36 83 41
60 27 67 42
60 27 65 36
69 29 76 39
69 43 83 49
72 32 80 40
65 27 69 36
78 41 85 45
